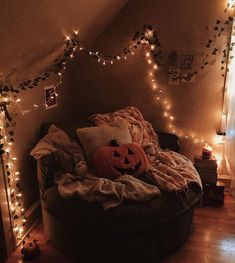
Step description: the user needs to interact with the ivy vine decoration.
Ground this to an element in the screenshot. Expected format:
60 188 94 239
0 32 80 96
203 16 234 80
133 25 162 64
0 101 26 241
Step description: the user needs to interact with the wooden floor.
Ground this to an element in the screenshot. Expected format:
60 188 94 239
5 192 235 263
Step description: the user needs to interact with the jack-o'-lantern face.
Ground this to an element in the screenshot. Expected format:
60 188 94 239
111 146 142 175
93 140 149 180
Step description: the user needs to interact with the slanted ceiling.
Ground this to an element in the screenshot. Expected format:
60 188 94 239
0 0 128 81
0 0 128 242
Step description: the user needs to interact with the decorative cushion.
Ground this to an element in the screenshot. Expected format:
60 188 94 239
76 119 132 167
89 106 160 149
93 140 149 180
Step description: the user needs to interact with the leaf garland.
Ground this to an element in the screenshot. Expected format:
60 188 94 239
0 9 234 243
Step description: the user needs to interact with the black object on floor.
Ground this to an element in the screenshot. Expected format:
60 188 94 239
203 181 225 206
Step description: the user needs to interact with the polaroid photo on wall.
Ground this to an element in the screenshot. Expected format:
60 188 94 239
44 85 57 110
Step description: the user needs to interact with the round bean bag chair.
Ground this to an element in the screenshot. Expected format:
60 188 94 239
38 155 201 263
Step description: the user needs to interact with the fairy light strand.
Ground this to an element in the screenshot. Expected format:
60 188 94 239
0 106 26 243
0 2 233 245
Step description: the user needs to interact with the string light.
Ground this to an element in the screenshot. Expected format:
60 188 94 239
0 104 26 243
143 35 209 144
0 4 232 245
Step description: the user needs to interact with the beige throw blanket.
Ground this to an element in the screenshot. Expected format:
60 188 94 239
90 106 202 192
58 173 160 210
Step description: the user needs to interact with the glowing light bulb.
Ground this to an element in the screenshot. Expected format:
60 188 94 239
152 84 157 90
74 30 78 35
146 52 150 57
148 59 152 64
117 56 121 60
153 65 158 70
65 36 70 40
145 29 153 38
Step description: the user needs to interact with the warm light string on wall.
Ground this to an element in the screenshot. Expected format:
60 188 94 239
0 1 234 245
143 32 205 144
0 31 81 244
0 101 26 243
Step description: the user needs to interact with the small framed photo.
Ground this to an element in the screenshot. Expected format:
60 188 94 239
44 85 57 109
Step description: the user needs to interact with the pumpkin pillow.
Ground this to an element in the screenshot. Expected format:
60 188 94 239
93 140 149 180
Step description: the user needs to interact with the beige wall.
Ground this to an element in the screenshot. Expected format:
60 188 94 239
71 0 231 160
0 0 232 248
0 0 127 246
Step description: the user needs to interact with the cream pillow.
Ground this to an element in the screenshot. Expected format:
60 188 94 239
76 118 132 166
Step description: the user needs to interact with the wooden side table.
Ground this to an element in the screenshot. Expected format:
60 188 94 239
194 156 218 184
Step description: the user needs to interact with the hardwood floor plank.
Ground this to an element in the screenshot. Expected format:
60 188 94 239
5 192 235 263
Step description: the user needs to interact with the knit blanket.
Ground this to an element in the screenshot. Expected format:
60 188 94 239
90 106 202 192
58 173 160 210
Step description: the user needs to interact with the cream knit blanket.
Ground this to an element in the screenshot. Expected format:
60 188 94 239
90 106 202 192
58 173 160 210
